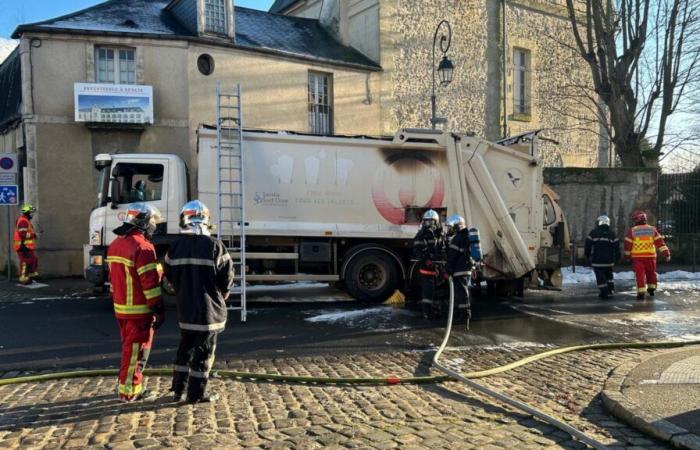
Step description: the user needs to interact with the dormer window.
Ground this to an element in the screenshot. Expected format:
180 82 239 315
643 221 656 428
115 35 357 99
204 0 227 34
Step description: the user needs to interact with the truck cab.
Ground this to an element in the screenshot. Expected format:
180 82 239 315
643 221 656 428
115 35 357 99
85 153 187 287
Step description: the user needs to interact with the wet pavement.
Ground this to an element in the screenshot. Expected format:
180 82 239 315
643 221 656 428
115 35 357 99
0 279 610 373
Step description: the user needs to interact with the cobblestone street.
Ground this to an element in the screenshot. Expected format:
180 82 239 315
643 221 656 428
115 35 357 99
0 347 672 449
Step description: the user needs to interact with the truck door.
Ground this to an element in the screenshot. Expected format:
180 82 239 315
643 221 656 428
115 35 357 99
105 160 169 244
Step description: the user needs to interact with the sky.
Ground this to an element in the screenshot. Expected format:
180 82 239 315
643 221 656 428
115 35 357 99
0 0 274 38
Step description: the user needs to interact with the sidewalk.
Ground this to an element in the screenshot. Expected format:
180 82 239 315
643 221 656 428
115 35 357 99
603 345 700 449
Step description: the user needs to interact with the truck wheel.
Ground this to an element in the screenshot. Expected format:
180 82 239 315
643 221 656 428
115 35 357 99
344 250 399 302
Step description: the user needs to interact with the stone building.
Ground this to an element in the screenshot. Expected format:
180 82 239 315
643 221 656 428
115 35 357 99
0 0 601 276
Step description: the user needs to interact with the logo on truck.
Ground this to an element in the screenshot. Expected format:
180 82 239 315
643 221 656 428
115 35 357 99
372 153 445 225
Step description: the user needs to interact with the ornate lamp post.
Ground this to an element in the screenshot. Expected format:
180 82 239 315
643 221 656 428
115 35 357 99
430 20 454 129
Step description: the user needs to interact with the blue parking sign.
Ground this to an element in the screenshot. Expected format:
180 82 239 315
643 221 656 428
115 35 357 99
0 185 18 205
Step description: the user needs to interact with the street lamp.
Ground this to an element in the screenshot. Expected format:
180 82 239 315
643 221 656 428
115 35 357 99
431 20 454 129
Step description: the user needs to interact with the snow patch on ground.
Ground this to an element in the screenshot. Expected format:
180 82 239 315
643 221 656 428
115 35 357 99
246 282 328 292
0 39 18 63
562 267 700 286
305 306 413 331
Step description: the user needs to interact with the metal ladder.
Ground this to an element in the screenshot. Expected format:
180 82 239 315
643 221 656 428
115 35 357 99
216 83 247 322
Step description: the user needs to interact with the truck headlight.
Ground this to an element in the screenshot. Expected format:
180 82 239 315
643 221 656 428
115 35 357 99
90 230 102 246
90 255 104 266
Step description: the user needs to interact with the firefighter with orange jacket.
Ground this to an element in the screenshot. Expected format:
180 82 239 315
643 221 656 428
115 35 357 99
13 204 39 285
624 210 671 300
107 203 165 402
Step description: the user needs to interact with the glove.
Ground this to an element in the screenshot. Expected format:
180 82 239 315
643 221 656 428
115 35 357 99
151 302 165 330
19 243 29 253
665 255 671 263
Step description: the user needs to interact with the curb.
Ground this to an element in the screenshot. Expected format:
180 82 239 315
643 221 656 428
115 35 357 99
601 347 700 450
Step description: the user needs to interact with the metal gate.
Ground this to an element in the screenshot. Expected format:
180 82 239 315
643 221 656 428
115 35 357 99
657 170 700 266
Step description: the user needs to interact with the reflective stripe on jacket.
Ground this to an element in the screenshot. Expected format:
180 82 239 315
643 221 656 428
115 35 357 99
446 228 472 276
163 235 234 333
13 215 36 251
584 225 619 267
623 224 670 260
107 230 162 319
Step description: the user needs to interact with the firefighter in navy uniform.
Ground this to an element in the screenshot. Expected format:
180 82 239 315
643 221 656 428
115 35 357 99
164 200 235 404
106 202 165 402
584 215 620 299
445 215 478 323
412 210 445 317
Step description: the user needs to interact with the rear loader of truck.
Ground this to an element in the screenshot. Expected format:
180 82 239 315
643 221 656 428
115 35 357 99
85 127 567 301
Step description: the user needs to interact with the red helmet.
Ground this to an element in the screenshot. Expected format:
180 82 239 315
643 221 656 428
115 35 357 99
631 210 647 224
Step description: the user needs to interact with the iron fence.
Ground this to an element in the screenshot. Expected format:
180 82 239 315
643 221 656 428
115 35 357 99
658 170 700 265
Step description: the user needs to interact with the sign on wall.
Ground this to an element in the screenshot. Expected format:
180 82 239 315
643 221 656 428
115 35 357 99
0 185 18 206
0 154 18 174
74 83 154 125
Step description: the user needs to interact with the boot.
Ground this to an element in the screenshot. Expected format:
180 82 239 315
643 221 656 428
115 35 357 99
647 288 655 297
171 370 188 402
187 393 219 404
607 282 615 295
636 292 645 301
598 288 609 299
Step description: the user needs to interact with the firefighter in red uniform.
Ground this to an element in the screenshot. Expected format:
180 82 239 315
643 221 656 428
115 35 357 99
13 204 39 285
107 203 166 402
624 210 671 300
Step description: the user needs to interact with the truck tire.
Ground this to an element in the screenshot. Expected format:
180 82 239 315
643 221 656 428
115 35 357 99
344 250 399 302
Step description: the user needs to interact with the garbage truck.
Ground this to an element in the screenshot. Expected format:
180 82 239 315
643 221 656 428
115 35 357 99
85 127 568 300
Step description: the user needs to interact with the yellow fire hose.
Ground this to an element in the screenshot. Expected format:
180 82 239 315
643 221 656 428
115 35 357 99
2 292 699 448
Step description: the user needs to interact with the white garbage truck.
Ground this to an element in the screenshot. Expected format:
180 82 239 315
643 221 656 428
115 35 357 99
85 128 568 300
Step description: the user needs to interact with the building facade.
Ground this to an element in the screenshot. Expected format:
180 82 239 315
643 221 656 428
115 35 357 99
0 0 601 276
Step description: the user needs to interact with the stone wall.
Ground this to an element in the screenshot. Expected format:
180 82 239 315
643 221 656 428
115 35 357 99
544 168 658 244
379 0 601 166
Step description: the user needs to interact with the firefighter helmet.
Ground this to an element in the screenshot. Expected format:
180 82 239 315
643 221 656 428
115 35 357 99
180 200 211 234
596 215 611 227
124 202 163 236
20 204 36 215
631 210 647 224
422 209 440 229
445 214 466 235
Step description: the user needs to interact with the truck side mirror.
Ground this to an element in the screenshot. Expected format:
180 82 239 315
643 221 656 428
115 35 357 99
110 179 121 209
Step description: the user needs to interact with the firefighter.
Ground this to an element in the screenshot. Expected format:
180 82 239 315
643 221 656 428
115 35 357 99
584 215 620 299
107 202 165 402
445 215 473 320
624 210 671 300
164 200 234 404
413 209 445 317
14 204 39 285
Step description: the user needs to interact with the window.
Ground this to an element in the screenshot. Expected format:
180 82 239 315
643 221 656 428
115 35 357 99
204 0 227 34
96 47 135 84
111 163 164 204
513 48 531 115
308 71 333 135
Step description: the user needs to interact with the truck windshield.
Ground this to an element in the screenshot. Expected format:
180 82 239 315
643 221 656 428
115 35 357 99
95 166 110 209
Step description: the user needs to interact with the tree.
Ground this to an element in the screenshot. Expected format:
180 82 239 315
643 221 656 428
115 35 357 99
565 0 700 167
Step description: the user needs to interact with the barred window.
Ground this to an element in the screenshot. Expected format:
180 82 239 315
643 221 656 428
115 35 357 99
204 0 227 34
96 47 135 84
308 71 333 135
513 48 531 115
